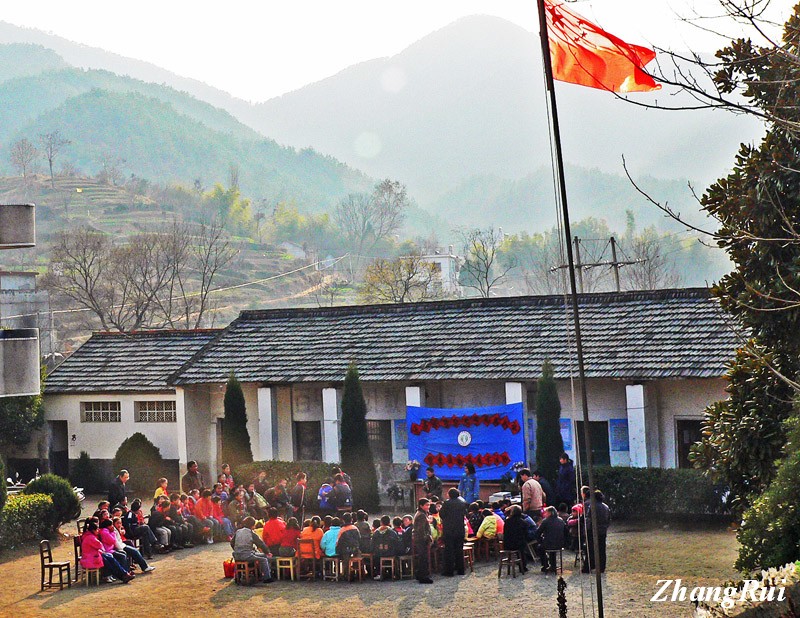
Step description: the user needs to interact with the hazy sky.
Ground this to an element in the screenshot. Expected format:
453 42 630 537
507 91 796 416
3 0 793 102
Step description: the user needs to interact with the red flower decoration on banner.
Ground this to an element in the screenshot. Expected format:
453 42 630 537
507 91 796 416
423 452 512 469
412 413 521 435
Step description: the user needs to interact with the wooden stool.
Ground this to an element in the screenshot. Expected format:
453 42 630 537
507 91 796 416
463 544 475 573
234 560 259 585
487 537 501 560
276 556 297 581
545 549 564 575
347 556 365 582
360 552 374 577
398 554 414 580
39 540 71 590
498 550 523 578
379 556 396 580
322 556 340 582
429 545 442 572
82 567 102 586
473 538 490 561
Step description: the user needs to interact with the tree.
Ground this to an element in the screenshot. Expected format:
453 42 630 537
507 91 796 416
339 362 380 511
9 138 38 179
0 368 45 458
359 253 444 304
457 227 515 297
535 360 563 485
113 433 168 493
38 130 70 189
221 373 253 473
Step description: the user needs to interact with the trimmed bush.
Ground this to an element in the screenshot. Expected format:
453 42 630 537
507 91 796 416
535 359 563 485
113 432 172 494
235 460 336 507
0 493 57 548
22 473 81 525
221 373 253 473
69 450 104 493
591 466 728 519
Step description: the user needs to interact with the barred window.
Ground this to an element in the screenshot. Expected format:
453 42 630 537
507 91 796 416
135 400 177 423
81 401 121 422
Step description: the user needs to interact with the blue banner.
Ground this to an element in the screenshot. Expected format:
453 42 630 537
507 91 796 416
407 403 526 480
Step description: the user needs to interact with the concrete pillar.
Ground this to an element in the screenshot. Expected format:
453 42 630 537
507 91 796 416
626 384 648 467
0 328 40 398
257 386 277 460
0 204 36 248
175 387 188 476
405 385 425 408
505 382 523 404
322 387 340 462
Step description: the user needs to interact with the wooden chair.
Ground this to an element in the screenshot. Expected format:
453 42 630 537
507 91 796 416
40 540 71 590
463 543 475 573
275 556 297 581
297 539 317 581
498 549 523 578
346 555 365 582
398 554 414 580
545 548 565 575
234 560 259 585
76 518 86 535
378 556 396 580
73 537 82 582
322 556 341 581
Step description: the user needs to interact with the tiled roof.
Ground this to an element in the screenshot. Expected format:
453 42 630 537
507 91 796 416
170 288 738 385
45 329 221 393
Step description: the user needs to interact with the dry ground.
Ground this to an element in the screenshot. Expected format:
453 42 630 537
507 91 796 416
0 507 738 618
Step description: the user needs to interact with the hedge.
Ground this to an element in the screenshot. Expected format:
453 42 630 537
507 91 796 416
0 493 57 549
235 460 337 507
0 457 5 512
590 466 728 519
22 474 81 525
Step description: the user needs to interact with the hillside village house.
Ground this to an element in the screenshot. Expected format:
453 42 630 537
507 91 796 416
21 288 736 487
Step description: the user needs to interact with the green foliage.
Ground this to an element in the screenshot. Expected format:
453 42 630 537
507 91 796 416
22 474 80 525
69 451 104 493
0 494 57 548
694 12 800 512
592 466 727 520
113 432 170 494
235 459 336 504
203 183 253 235
736 414 800 573
0 367 45 453
222 373 253 474
340 362 380 511
535 359 563 485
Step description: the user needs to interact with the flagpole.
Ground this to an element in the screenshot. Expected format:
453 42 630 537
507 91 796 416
535 0 605 615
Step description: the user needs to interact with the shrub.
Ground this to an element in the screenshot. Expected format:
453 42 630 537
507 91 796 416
22 473 81 526
69 451 104 493
591 466 727 520
221 373 253 473
0 493 57 548
235 460 336 507
535 359 563 485
113 432 173 494
736 415 800 573
0 457 5 512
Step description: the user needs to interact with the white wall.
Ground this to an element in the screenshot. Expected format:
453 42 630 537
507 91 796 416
45 392 181 461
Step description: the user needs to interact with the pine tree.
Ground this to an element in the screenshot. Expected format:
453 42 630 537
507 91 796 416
222 372 253 473
340 362 380 510
535 359 563 485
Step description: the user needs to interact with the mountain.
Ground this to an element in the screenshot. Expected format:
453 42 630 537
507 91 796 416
252 15 765 206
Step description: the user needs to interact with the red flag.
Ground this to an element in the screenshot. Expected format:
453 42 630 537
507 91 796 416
545 0 659 93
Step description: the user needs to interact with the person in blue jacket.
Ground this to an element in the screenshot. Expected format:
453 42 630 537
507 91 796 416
458 463 480 504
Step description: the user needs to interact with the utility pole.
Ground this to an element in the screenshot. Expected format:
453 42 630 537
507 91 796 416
573 236 583 293
610 236 621 292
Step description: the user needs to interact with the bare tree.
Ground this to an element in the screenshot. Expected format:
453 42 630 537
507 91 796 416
10 138 38 179
359 254 444 304
620 232 681 291
96 153 126 186
42 221 238 332
310 269 348 307
38 131 70 189
457 227 515 298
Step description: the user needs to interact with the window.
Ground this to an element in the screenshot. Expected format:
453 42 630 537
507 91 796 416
366 420 393 462
135 400 176 423
294 421 322 460
575 421 610 466
81 401 121 422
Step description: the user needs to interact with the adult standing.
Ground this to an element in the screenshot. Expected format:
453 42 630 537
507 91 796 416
584 490 611 573
439 487 467 576
457 463 480 505
108 469 129 508
413 498 434 584
422 467 443 501
290 472 307 521
519 468 544 518
555 453 576 506
181 460 205 494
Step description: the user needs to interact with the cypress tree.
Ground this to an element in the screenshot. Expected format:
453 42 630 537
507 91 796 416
535 359 563 485
340 362 380 510
222 372 253 473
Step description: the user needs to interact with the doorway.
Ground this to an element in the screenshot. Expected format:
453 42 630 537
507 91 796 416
48 420 69 477
676 419 703 469
575 421 611 467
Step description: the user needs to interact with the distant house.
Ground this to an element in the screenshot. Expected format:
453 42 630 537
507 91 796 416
34 288 736 486
420 250 462 296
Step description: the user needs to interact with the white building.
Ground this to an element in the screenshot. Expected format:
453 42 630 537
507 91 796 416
32 288 736 487
420 250 462 296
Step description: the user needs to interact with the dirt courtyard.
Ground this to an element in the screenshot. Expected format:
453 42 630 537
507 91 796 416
0 513 738 618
